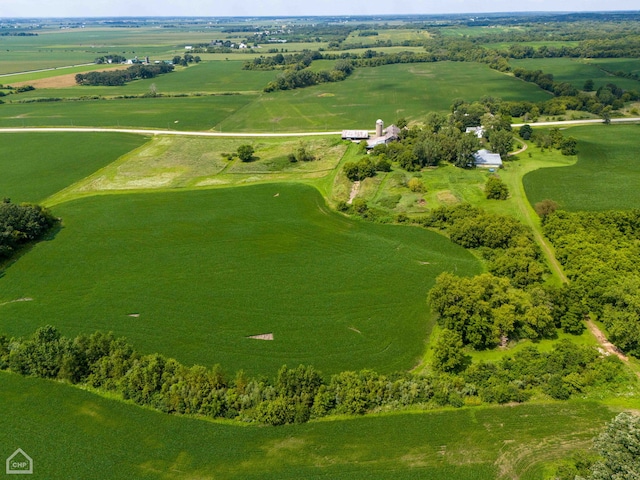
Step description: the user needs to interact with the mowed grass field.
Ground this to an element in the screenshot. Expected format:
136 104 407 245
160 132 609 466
0 183 481 376
0 371 617 480
0 132 148 203
523 124 640 211
510 58 640 91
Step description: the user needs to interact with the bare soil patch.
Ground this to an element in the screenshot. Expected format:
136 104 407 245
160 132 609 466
248 333 274 341
12 65 127 89
587 319 628 362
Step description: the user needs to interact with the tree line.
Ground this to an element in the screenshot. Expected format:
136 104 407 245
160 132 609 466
0 325 629 426
75 63 174 87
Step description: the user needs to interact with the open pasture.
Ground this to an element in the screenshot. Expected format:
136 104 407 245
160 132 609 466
220 61 550 132
0 132 147 203
0 372 616 479
0 183 481 376
49 135 348 199
523 124 640 211
510 58 640 91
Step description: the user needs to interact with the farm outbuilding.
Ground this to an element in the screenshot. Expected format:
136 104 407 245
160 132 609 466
473 149 503 168
366 120 401 149
342 130 370 141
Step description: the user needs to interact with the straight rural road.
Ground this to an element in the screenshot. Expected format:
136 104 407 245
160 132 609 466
0 127 345 137
0 116 638 138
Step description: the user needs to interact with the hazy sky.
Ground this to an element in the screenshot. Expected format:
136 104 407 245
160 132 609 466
1 0 638 18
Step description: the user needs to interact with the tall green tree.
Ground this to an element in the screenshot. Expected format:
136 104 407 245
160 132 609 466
579 412 640 480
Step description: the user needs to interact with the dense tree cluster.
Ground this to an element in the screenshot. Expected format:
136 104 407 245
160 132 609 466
543 209 640 357
243 50 323 70
428 272 584 349
0 199 57 260
94 54 127 64
75 64 174 87
262 60 353 92
342 157 389 181
0 326 629 426
368 124 481 170
420 204 547 287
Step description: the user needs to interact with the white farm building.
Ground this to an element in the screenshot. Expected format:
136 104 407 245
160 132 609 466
473 149 503 168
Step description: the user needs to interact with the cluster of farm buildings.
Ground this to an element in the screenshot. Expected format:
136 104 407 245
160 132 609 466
342 120 503 168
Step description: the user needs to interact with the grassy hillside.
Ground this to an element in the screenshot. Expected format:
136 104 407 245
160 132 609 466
0 371 617 480
523 124 640 211
0 183 481 376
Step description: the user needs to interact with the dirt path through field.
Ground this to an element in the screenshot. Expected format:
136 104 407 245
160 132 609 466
586 319 628 362
347 181 360 204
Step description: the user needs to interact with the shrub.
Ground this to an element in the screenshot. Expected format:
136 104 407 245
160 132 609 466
485 176 509 200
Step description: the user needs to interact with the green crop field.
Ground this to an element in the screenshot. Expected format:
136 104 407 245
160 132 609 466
0 61 549 132
0 371 617 479
219 62 550 132
10 61 278 98
0 183 481 376
0 95 254 131
0 132 148 203
523 124 640 211
587 58 640 77
510 58 640 91
0 27 226 74
485 41 581 51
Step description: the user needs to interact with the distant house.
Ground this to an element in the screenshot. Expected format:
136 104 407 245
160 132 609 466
465 126 485 138
473 149 503 168
366 120 400 149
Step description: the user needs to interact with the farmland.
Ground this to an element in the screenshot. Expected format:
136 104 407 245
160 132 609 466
523 124 640 211
0 183 481 375
510 58 640 92
0 371 619 479
0 131 147 202
2 13 640 480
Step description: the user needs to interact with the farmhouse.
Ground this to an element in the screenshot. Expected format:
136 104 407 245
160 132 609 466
473 149 503 168
366 119 401 149
465 126 485 138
